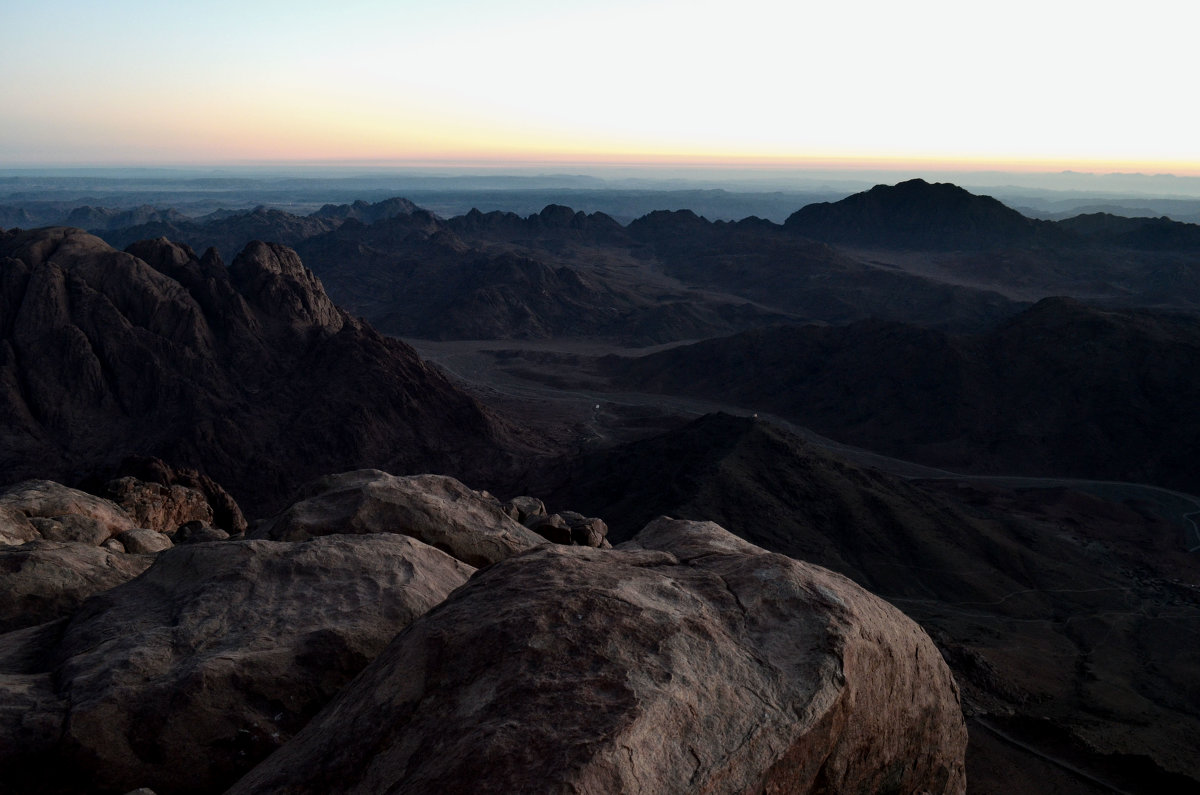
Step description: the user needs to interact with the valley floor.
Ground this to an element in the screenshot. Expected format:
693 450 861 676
408 334 1200 795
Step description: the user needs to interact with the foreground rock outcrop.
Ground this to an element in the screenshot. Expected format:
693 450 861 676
248 470 546 567
230 517 967 794
0 481 154 631
0 480 138 544
0 541 152 633
0 533 474 795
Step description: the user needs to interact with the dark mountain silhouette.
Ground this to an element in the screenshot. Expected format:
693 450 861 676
776 181 1200 312
64 204 190 231
85 193 1029 336
292 211 786 343
595 298 1200 493
446 204 629 243
0 206 40 229
534 412 1200 794
82 183 1200 338
97 196 425 260
624 207 1024 330
1058 211 1200 251
310 197 420 223
784 178 1067 249
98 206 342 261
0 227 528 515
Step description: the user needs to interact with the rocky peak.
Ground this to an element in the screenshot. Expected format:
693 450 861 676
626 208 712 243
0 227 523 515
229 240 344 333
536 203 577 226
784 178 1065 249
124 237 202 283
198 245 225 275
311 196 420 223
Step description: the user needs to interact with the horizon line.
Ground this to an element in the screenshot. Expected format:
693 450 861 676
3 155 1200 179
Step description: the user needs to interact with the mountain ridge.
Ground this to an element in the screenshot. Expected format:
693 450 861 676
0 226 529 515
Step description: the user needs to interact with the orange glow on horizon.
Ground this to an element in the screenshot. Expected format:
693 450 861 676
102 147 1200 179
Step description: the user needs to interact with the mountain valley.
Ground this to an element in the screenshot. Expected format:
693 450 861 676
2 179 1199 793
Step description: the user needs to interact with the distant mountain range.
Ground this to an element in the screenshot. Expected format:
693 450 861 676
3 181 1200 792
0 181 1169 336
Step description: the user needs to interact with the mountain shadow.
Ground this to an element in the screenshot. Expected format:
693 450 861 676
596 297 1200 494
0 227 533 515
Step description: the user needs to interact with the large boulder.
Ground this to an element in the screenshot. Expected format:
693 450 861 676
116 528 174 555
0 504 38 546
95 456 249 535
0 533 474 795
229 518 967 794
99 476 214 535
0 541 152 633
0 481 155 632
249 470 544 567
501 495 546 524
0 480 138 544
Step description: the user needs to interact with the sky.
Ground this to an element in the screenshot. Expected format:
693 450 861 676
1 0 1198 174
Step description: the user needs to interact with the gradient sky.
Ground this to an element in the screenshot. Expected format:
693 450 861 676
2 0 1197 173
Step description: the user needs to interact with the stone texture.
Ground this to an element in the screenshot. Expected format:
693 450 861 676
0 480 137 544
170 520 229 544
228 240 345 334
116 528 173 555
96 456 249 535
502 495 546 524
0 504 38 546
0 533 474 795
0 620 69 784
100 476 214 534
559 510 608 547
249 470 544 567
229 517 967 795
29 514 112 546
0 541 152 633
525 512 572 544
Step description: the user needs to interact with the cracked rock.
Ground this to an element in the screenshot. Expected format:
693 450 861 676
229 517 967 794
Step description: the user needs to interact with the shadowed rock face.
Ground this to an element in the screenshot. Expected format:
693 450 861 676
598 298 1200 494
0 227 525 515
0 533 474 795
228 518 967 795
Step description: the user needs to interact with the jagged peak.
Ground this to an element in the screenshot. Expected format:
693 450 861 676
229 241 344 333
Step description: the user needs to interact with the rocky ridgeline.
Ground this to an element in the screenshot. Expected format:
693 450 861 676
0 227 523 518
0 470 966 795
